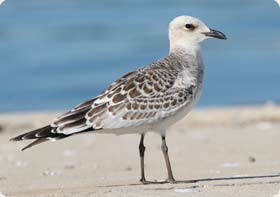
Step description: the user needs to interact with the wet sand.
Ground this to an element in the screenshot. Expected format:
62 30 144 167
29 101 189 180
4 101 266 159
1 105 280 196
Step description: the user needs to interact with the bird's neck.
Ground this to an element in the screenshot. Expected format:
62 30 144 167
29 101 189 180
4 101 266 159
169 41 201 57
169 41 203 70
168 41 204 89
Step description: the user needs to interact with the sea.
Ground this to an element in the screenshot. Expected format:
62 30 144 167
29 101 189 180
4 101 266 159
0 0 279 112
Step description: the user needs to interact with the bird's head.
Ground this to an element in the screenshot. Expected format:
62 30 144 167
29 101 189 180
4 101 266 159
169 16 226 51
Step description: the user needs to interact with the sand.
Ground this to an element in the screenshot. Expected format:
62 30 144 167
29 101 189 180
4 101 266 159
1 105 280 196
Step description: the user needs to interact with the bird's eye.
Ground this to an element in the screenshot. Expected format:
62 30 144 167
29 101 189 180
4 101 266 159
185 24 195 30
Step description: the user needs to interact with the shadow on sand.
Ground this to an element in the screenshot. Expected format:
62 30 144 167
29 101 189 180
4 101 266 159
8 173 280 196
99 173 280 187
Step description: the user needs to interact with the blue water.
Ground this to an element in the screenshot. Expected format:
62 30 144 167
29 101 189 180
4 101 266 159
0 0 279 112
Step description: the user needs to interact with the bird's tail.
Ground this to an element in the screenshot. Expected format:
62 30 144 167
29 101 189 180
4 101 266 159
10 98 97 151
10 125 69 151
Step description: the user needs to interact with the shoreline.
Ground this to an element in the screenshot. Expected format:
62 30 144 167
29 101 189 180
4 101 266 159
1 104 280 134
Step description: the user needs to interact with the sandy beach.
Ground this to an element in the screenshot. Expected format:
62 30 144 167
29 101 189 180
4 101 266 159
1 105 280 196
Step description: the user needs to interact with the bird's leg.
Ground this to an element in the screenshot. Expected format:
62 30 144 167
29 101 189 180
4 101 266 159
139 134 147 184
161 136 176 183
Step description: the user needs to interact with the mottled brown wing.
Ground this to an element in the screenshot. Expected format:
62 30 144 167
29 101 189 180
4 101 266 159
84 66 194 130
51 65 194 134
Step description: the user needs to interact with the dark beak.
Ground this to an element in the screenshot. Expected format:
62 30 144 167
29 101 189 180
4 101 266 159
202 28 227 40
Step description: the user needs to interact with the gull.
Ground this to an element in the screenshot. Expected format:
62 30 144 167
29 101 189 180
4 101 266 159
276 0 280 6
11 16 226 184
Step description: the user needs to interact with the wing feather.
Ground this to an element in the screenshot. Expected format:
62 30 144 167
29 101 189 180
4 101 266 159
50 59 195 135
